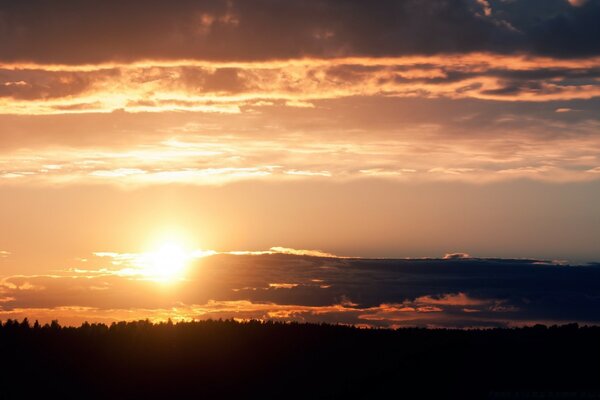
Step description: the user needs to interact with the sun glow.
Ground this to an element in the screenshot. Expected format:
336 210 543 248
140 242 191 281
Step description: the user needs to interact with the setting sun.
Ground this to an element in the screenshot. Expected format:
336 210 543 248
140 242 190 281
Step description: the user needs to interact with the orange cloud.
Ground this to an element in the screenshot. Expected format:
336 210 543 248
0 55 599 187
443 253 471 260
1 54 600 115
414 293 488 307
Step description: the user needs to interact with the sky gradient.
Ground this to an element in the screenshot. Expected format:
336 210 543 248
1 0 599 326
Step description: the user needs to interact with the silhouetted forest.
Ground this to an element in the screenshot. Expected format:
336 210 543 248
0 319 599 399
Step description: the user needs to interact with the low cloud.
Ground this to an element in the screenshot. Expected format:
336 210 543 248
1 252 599 328
444 252 471 260
230 247 340 258
414 292 487 306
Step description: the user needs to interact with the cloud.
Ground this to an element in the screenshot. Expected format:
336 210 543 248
262 247 339 258
86 247 340 280
476 0 493 16
443 252 471 260
268 283 300 289
1 253 599 327
0 251 9 258
414 292 488 306
0 0 599 63
1 95 600 185
2 55 600 116
284 170 331 177
0 68 118 101
0 54 598 187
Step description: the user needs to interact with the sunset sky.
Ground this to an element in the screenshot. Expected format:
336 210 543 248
1 0 600 327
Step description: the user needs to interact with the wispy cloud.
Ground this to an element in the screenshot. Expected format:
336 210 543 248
226 247 340 258
443 253 471 260
1 122 599 185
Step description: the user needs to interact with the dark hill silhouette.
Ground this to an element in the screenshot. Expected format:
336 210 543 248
0 319 599 399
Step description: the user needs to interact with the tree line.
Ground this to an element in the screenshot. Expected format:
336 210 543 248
0 318 598 399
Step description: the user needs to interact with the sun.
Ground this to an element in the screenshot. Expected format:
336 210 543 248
141 242 190 281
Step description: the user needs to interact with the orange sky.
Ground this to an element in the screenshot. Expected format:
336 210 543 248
1 0 600 326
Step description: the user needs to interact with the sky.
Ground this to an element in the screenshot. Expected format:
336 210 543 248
1 0 600 326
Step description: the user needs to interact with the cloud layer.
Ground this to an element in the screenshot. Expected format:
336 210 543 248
2 54 600 115
1 252 599 328
1 94 600 185
1 0 600 63
0 2 599 186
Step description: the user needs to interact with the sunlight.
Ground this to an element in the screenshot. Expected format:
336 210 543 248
140 242 190 282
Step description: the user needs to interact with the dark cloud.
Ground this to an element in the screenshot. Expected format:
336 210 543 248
2 254 600 327
0 0 599 64
492 0 600 57
179 67 246 93
0 69 118 100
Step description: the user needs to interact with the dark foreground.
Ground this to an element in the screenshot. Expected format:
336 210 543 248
1 319 599 400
